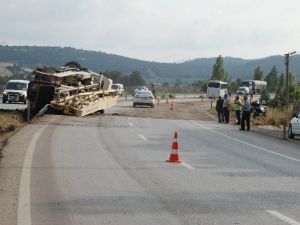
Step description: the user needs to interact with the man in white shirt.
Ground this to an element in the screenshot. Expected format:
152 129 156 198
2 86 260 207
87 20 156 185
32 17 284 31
222 94 230 123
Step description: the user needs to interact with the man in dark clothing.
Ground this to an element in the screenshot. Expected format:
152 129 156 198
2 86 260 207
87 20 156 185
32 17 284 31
216 96 224 123
222 94 230 123
240 95 251 131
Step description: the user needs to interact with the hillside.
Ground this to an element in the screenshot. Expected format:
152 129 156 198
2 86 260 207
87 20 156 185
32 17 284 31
0 45 299 83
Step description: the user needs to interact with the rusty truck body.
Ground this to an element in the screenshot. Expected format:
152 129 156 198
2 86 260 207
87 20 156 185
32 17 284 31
27 62 118 117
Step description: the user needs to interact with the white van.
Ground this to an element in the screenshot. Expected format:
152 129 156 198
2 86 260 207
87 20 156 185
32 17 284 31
207 80 228 98
2 80 29 104
111 83 124 95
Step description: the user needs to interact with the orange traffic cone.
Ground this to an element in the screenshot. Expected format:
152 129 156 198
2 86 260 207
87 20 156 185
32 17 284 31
170 101 174 110
166 131 181 163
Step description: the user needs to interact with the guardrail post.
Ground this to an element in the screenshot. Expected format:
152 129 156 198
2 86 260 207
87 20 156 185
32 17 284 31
27 101 31 122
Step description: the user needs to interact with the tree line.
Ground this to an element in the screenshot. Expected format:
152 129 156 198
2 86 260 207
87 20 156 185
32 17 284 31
102 70 146 90
209 55 300 108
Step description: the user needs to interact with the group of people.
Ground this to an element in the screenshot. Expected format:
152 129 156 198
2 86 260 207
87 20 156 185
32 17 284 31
216 94 251 131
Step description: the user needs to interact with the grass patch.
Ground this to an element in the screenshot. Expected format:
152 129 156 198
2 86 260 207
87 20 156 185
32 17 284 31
252 108 292 127
0 111 24 151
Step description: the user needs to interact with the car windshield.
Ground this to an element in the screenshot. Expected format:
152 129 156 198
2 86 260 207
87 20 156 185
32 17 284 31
6 82 27 90
136 91 151 95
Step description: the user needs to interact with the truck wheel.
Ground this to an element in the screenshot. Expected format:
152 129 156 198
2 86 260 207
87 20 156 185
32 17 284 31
133 103 136 107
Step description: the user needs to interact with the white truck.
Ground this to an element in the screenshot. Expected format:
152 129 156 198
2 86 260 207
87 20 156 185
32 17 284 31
111 83 124 95
237 80 267 95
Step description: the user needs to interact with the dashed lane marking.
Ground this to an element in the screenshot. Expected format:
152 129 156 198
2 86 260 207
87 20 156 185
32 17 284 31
138 134 149 142
181 162 195 170
266 210 300 225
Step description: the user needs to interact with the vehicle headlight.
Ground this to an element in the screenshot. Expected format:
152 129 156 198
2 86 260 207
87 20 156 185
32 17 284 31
3 91 7 95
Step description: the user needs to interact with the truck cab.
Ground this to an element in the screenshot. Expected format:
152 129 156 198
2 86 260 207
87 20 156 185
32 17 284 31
236 86 250 95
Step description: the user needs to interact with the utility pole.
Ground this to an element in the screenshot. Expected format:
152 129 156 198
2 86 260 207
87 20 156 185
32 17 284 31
283 51 296 139
284 51 296 107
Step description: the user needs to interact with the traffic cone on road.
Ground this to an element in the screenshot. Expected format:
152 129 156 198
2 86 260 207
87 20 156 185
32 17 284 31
166 131 181 163
170 101 174 110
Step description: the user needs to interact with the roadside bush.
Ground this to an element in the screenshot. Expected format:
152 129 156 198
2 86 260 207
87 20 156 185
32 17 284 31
168 94 175 99
252 107 293 127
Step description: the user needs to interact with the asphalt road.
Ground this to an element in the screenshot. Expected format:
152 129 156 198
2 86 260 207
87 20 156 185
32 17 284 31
1 114 300 225
0 96 27 110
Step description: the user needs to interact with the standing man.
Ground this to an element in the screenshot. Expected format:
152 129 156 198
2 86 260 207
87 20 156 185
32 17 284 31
240 95 251 131
222 94 230 123
234 96 242 125
216 96 224 123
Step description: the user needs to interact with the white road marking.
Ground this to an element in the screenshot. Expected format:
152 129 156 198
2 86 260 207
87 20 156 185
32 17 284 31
129 122 134 127
266 210 300 225
138 134 149 141
17 124 49 225
191 120 300 163
181 162 195 170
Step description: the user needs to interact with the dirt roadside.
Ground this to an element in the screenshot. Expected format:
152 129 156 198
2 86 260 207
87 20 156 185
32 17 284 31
0 111 25 153
109 98 293 140
114 99 216 121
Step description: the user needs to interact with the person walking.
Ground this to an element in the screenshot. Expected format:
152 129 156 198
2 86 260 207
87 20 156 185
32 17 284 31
222 94 230 123
240 95 251 131
216 96 224 123
234 96 242 125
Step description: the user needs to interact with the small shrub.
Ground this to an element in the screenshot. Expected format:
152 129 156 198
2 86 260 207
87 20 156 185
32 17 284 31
168 94 175 99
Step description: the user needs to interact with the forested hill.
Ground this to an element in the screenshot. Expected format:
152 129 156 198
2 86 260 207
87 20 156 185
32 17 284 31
0 45 299 82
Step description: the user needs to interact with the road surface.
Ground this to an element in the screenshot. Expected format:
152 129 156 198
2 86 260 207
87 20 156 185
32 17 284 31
0 96 27 110
0 113 300 225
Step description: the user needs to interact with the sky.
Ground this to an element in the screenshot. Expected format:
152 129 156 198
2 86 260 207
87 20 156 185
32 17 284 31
0 0 299 62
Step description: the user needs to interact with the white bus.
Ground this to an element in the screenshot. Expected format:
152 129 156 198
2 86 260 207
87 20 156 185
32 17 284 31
207 80 228 99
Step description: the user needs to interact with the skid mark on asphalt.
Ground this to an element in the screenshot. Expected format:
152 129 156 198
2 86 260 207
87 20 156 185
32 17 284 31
191 120 300 163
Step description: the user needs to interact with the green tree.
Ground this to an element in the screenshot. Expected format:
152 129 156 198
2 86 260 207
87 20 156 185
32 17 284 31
200 80 208 92
103 70 123 83
265 65 278 92
271 72 300 108
162 82 169 87
174 79 182 87
253 66 263 80
129 71 146 86
271 73 285 108
211 55 228 81
260 88 270 102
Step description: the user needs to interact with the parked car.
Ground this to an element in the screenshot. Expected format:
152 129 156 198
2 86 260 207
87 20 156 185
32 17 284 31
111 83 124 95
2 80 29 104
133 90 155 108
288 112 300 139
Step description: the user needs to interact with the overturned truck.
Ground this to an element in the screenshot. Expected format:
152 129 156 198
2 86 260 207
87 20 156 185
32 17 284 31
27 62 118 117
